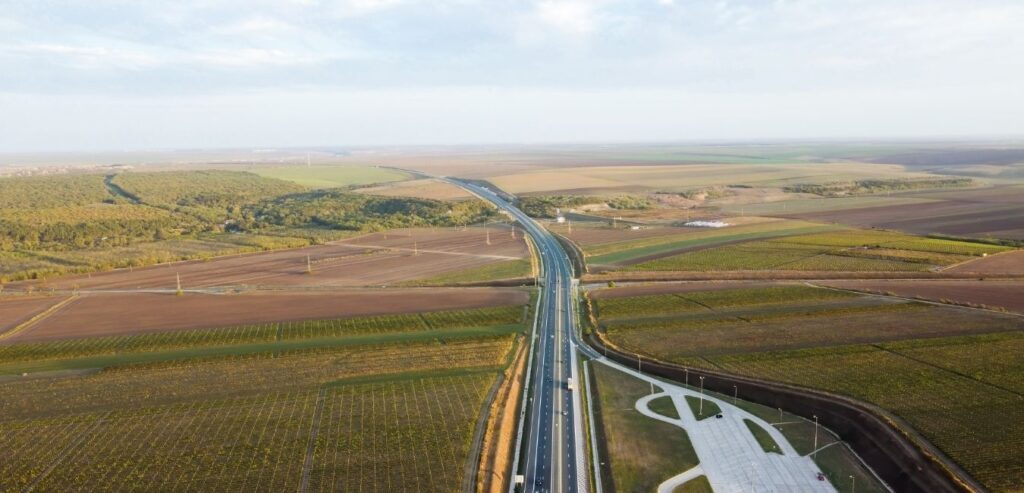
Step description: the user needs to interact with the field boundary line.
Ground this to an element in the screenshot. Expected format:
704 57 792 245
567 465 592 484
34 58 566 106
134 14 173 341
805 281 1024 319
870 343 1024 399
464 366 507 493
328 242 524 260
24 411 110 493
299 388 327 493
937 249 1015 272
0 295 78 342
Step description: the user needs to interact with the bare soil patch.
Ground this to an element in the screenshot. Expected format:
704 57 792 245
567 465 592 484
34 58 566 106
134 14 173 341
820 280 1024 313
0 297 64 333
943 250 1024 275
26 227 528 291
6 288 529 343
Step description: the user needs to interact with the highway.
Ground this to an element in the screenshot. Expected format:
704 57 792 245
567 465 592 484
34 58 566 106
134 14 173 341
452 180 594 493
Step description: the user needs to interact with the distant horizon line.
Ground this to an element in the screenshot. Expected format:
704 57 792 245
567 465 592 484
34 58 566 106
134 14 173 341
3 135 1024 158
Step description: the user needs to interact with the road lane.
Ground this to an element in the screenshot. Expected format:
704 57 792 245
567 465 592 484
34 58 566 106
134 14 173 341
450 181 586 493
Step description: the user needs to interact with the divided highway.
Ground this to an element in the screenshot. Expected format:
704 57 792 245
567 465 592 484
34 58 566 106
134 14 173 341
452 180 593 493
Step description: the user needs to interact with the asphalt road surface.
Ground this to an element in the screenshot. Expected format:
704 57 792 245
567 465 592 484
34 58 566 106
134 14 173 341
453 181 592 493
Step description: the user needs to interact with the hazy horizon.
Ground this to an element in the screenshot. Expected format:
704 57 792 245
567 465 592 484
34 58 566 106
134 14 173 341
2 0 1022 152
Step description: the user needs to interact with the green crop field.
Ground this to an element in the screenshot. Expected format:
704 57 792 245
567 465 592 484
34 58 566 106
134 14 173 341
0 305 524 366
402 259 532 286
0 301 527 490
624 229 1008 272
253 165 412 189
595 284 1024 492
720 196 939 216
585 220 839 265
595 285 857 320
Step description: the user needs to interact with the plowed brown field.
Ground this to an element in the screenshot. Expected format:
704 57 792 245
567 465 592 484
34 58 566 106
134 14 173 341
819 280 1024 313
0 296 65 334
6 287 529 343
24 227 528 291
944 250 1024 275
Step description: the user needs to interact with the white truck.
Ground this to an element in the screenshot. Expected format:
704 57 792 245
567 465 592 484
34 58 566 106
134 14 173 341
567 378 575 391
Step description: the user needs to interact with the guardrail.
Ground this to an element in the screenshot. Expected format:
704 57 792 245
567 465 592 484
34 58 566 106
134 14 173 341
583 330 981 493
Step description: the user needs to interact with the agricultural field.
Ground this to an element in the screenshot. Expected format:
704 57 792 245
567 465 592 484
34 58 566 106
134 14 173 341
0 301 527 491
0 304 525 366
820 280 1024 313
488 162 934 195
592 284 1024 492
623 229 1011 272
564 218 840 267
356 178 477 201
781 185 1024 241
0 296 65 334
402 259 533 286
12 226 529 292
2 287 529 343
719 196 939 216
251 165 412 188
944 250 1024 275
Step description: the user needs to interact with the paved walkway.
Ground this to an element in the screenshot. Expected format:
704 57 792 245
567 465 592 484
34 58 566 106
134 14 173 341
657 465 705 493
595 359 836 493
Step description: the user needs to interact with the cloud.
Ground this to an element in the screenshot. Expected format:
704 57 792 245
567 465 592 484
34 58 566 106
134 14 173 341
2 43 162 70
212 16 298 35
535 1 599 35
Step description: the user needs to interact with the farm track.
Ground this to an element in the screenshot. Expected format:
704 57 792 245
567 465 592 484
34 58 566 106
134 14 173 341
0 296 78 342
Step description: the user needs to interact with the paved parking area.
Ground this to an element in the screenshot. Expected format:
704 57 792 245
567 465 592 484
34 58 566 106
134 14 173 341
595 359 836 493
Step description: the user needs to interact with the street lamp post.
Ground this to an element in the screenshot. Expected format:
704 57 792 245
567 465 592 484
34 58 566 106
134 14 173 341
813 415 819 458
699 376 705 416
733 385 737 405
684 368 689 387
850 475 856 493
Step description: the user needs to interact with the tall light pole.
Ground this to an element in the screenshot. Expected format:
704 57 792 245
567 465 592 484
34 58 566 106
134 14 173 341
733 385 738 405
684 368 689 387
850 475 855 493
813 415 819 458
699 376 705 416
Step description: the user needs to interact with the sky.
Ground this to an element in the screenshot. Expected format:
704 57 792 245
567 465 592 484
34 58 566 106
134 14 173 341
1 0 1022 152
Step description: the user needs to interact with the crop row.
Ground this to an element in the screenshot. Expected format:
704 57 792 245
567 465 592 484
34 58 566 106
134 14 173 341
0 305 524 364
882 331 1024 394
1 336 514 420
624 228 1008 272
596 285 857 320
309 374 492 492
584 219 828 258
766 230 1010 256
1 373 493 492
706 336 1024 492
629 241 934 272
